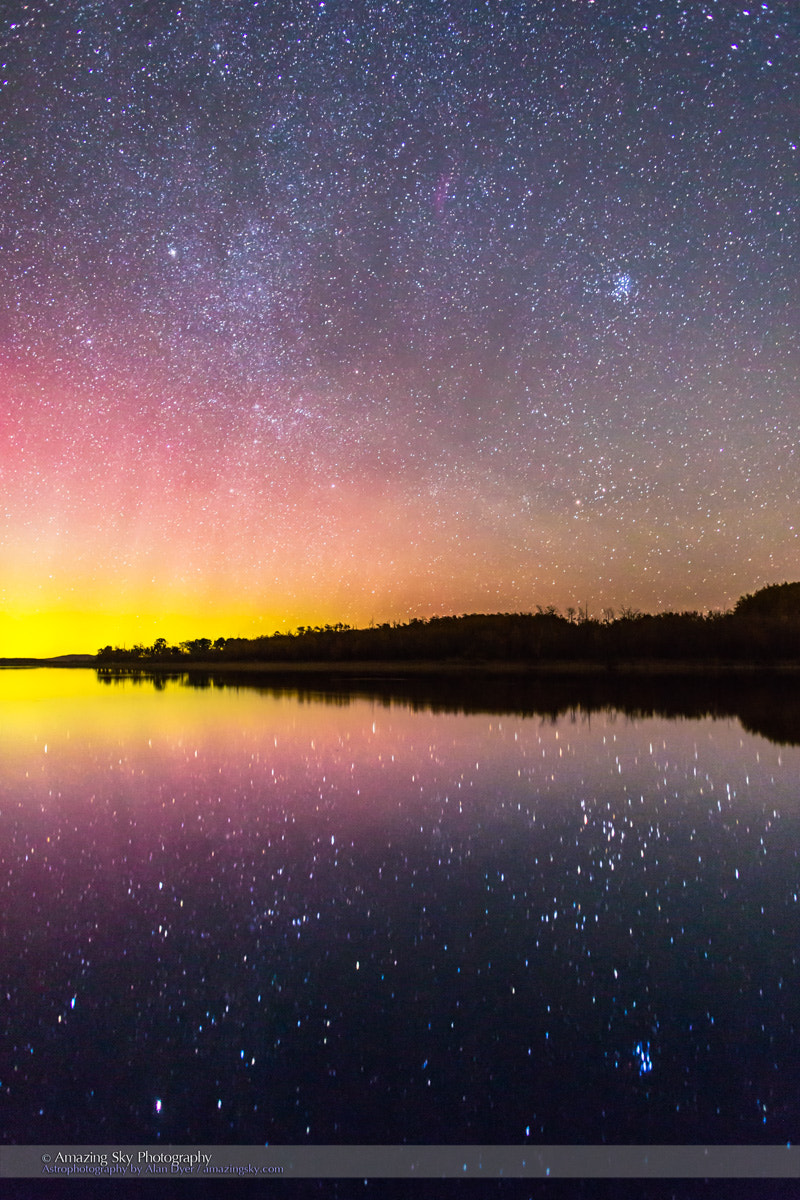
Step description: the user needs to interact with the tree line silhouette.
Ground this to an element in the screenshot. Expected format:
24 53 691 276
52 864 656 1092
95 582 800 667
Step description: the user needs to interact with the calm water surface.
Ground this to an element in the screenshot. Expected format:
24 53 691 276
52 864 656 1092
2 669 798 1145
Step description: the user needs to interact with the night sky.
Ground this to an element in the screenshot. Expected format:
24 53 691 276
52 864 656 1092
2 0 798 655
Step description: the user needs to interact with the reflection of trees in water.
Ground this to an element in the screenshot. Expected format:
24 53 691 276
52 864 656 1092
734 691 800 746
95 668 800 747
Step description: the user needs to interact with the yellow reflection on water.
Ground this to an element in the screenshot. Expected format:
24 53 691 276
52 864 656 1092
0 667 386 778
0 667 105 703
0 669 217 770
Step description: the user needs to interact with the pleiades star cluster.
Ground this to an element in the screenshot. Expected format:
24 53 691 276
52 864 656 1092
1 0 798 654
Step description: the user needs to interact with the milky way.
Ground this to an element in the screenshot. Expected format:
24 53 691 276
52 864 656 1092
1 0 798 654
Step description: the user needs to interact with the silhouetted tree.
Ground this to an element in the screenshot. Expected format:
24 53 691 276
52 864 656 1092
734 581 800 619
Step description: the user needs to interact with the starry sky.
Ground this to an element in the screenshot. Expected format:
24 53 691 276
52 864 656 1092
1 0 798 655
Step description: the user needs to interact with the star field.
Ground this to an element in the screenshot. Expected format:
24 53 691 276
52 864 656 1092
1 0 798 653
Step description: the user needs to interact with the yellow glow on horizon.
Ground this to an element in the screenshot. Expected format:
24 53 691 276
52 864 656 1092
0 607 314 659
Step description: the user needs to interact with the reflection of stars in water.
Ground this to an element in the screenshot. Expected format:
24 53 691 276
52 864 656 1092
634 1040 653 1076
4 687 800 1144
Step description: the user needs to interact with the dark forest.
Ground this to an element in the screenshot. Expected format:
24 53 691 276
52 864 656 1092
97 582 800 667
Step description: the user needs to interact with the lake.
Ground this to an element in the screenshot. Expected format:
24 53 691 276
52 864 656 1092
2 668 798 1146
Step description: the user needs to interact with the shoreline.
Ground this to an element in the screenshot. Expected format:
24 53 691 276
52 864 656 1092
5 657 798 676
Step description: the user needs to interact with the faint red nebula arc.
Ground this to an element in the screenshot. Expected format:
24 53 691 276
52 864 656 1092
434 171 453 216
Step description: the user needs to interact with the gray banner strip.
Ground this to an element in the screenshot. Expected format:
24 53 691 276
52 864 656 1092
1 1145 799 1179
